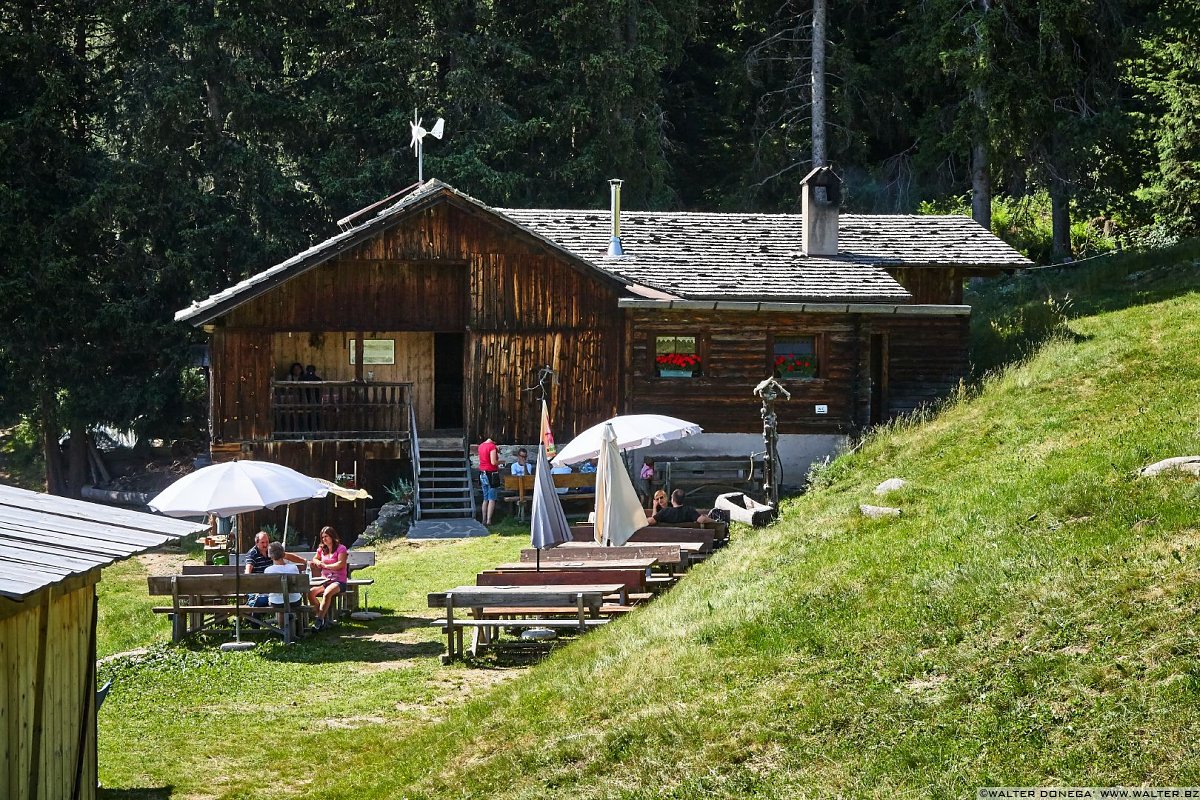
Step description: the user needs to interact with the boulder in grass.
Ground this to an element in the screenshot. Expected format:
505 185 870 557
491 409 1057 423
1139 457 1200 477
873 478 908 496
860 504 901 519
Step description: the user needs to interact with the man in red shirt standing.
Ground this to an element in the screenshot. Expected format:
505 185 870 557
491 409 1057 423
477 436 500 525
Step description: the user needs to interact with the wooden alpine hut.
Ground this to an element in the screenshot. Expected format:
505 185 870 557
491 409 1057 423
176 170 1029 536
0 485 203 800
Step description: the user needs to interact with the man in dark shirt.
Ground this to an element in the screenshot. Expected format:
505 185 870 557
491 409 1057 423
242 530 274 612
647 489 713 525
244 531 273 574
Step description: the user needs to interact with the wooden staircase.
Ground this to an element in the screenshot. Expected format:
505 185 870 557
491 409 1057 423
414 436 476 521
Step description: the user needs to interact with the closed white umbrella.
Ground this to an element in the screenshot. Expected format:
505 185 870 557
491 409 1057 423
593 424 647 547
552 414 702 466
529 444 571 569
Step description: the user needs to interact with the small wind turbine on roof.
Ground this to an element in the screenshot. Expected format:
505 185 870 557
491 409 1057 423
410 109 445 183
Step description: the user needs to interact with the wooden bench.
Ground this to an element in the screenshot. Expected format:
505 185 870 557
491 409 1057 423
569 524 717 553
520 543 688 573
478 568 651 605
228 549 376 611
655 458 764 502
148 573 312 643
428 584 621 663
501 472 596 519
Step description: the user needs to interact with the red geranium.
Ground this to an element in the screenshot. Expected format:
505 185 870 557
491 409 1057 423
775 354 817 378
656 352 700 370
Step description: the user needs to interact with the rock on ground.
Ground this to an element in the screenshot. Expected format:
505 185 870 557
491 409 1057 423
1139 456 1200 477
860 504 902 519
873 478 908 495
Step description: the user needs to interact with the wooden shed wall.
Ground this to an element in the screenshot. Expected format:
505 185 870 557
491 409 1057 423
208 201 624 445
0 574 98 800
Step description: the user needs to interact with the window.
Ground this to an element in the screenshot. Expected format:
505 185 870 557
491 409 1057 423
655 335 701 378
773 336 819 379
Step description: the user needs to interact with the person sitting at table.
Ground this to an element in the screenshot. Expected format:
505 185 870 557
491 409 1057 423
308 525 348 631
264 541 303 630
649 489 669 517
578 458 597 474
647 489 713 525
510 448 532 476
550 461 572 494
287 362 304 381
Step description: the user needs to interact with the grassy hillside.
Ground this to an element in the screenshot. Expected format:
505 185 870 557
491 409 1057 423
311 244 1200 798
96 242 1200 798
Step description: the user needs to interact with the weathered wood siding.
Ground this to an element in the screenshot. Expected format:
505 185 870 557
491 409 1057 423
626 309 970 434
888 267 963 304
208 201 623 445
0 574 98 800
469 253 623 442
211 329 272 443
871 315 969 417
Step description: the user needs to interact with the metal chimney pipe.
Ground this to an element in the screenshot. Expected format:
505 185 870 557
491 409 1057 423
607 179 624 258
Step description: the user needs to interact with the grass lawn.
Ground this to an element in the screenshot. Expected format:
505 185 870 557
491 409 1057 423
96 523 531 798
98 243 1200 798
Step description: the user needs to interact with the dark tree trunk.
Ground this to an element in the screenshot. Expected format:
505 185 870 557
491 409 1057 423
42 398 64 495
66 423 89 499
971 138 991 230
1051 173 1072 262
811 0 828 168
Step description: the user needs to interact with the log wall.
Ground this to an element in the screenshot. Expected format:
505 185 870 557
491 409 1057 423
626 309 970 434
0 573 98 800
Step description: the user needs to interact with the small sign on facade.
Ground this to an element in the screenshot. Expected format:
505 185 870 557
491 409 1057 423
348 339 396 365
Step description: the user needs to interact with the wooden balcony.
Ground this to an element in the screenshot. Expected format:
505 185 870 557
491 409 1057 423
271 381 413 441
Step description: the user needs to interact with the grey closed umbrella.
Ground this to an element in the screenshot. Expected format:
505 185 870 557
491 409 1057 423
530 443 571 569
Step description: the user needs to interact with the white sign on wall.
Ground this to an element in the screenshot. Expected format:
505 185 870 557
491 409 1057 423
347 339 396 365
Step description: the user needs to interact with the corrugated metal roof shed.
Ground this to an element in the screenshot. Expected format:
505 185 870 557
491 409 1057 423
0 484 205 600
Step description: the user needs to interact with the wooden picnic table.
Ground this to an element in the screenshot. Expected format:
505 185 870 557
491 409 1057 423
492 557 657 572
559 539 706 555
428 583 625 662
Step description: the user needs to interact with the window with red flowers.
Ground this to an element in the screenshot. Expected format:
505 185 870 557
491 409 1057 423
655 335 701 378
773 336 819 379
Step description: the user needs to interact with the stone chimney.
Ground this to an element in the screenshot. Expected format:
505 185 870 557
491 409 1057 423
801 166 841 256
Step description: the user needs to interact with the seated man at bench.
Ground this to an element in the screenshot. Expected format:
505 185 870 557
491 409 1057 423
265 541 303 630
647 489 713 526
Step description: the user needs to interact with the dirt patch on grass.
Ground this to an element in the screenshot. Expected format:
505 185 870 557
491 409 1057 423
138 551 189 575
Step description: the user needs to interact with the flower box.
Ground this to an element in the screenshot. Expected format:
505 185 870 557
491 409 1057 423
658 368 695 378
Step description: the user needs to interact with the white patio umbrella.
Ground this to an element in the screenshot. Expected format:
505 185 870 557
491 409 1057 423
593 424 648 547
148 460 328 649
552 414 702 466
529 443 571 570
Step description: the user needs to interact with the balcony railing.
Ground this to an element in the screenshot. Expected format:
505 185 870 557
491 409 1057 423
272 381 413 440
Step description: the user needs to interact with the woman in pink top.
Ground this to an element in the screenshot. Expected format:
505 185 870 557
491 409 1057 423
307 526 348 631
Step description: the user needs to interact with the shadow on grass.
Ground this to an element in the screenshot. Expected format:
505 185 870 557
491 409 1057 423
100 787 173 799
257 614 445 664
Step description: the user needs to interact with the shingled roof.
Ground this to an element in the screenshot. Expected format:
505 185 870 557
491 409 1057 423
500 209 1027 301
177 180 1030 323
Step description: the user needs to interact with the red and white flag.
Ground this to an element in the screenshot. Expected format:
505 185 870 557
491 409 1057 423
540 399 557 460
